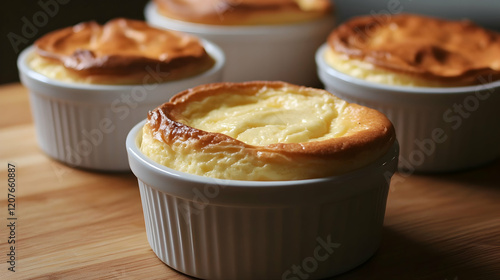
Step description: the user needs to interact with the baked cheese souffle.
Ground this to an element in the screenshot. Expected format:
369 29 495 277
29 18 215 84
141 81 395 181
154 0 332 25
325 14 500 87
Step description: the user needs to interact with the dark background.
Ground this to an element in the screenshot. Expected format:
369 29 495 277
2 0 500 85
1 0 149 85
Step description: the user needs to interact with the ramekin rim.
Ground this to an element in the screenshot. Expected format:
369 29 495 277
145 1 335 35
316 43 500 95
126 119 399 188
17 39 225 90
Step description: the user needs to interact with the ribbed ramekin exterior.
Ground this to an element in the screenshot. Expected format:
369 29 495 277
19 41 224 171
317 44 500 172
322 85 500 173
145 1 334 86
137 179 390 280
28 92 150 171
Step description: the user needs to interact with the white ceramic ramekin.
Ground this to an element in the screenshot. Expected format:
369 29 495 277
127 119 399 279
316 44 500 173
145 1 334 86
17 41 224 171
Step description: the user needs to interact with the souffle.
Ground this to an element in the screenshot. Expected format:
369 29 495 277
30 18 215 84
325 14 500 87
140 81 396 180
154 0 332 25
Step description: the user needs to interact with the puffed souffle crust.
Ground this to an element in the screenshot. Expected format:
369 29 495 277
31 18 215 84
140 81 396 181
327 13 500 87
154 0 332 25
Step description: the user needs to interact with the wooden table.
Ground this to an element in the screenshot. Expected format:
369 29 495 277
0 83 499 279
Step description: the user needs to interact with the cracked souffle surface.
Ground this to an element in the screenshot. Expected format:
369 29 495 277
140 81 395 181
326 14 500 87
30 18 215 84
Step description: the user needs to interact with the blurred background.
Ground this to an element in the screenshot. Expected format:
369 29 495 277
1 0 149 84
1 0 500 85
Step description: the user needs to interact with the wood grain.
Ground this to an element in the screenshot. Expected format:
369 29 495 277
0 84 499 279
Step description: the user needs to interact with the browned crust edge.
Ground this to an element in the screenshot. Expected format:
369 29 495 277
34 18 215 81
154 0 333 25
146 81 396 161
327 14 500 85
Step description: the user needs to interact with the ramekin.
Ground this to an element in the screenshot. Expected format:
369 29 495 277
145 1 334 86
316 44 500 173
17 41 224 171
127 119 399 279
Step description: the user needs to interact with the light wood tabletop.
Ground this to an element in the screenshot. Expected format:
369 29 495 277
0 83 499 279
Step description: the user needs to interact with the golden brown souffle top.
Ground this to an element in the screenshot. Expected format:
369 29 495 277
154 0 332 25
34 18 214 82
328 14 500 85
146 81 395 172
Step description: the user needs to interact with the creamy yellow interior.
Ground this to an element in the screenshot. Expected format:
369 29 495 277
180 87 351 146
28 53 198 85
140 84 392 180
28 54 88 83
324 48 461 87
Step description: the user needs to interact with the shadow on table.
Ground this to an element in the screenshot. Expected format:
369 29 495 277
427 158 500 191
331 226 492 280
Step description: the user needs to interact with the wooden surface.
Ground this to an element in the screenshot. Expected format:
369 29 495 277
0 83 499 280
